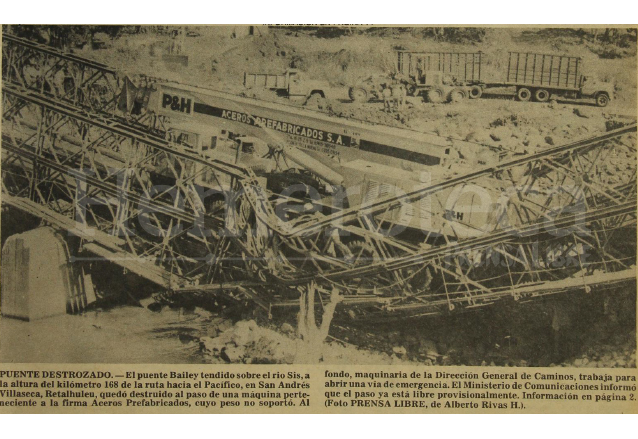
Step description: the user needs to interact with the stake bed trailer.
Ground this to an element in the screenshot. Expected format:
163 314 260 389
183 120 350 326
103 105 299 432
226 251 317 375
353 50 614 106
502 51 614 106
243 68 330 100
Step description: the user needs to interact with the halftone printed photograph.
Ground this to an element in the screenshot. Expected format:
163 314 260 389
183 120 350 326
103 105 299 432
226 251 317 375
0 25 636 414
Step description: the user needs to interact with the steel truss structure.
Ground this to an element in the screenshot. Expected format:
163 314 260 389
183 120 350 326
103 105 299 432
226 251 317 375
2 33 637 319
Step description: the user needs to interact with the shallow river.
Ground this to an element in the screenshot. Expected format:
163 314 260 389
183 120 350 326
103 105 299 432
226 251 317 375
0 306 212 364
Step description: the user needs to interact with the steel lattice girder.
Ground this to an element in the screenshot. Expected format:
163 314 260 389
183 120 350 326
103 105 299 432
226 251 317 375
265 126 637 317
2 33 121 114
2 70 637 317
1 83 279 294
2 32 173 136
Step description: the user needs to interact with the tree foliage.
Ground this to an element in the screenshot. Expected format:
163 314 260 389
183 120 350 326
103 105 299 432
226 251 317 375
6 25 123 49
578 28 637 48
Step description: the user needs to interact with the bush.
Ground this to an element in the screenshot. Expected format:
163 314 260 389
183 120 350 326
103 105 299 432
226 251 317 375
419 27 487 44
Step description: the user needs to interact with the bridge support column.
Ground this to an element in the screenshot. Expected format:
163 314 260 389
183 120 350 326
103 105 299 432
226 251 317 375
1 227 88 320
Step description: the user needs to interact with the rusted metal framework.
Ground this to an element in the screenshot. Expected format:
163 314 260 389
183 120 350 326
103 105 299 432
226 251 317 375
2 33 636 320
1 81 279 307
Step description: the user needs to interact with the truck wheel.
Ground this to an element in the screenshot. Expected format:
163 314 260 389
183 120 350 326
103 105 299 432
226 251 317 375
349 87 368 103
448 88 467 103
426 88 445 103
309 90 325 99
469 85 483 99
516 87 531 102
595 93 610 107
534 89 550 102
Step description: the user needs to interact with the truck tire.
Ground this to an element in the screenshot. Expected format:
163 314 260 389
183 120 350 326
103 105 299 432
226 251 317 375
469 85 483 99
534 88 550 102
448 88 467 103
595 93 610 108
349 87 369 103
304 92 325 108
516 87 531 102
426 88 445 103
309 90 325 98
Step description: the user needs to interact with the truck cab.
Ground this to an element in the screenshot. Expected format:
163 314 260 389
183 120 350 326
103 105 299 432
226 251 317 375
284 69 327 99
232 136 274 174
579 76 614 107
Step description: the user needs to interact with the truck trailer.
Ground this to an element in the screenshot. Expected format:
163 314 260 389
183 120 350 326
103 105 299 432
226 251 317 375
243 68 330 101
396 51 484 101
350 50 614 106
502 52 614 107
349 51 483 103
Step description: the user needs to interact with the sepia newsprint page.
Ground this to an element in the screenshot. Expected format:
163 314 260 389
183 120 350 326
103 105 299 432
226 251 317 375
0 24 637 414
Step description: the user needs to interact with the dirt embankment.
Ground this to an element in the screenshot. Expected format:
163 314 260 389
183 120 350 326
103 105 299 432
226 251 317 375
80 27 636 160
83 27 636 109
327 288 636 368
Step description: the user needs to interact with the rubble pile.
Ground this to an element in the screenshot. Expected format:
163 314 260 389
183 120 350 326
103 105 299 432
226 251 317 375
557 321 637 368
199 320 296 364
563 345 637 369
335 324 637 369
319 97 628 155
185 286 637 368
198 320 411 365
196 314 637 368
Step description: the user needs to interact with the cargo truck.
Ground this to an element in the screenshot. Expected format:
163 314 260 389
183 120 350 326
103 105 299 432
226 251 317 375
243 68 330 101
349 50 614 106
396 51 484 102
349 51 483 103
502 52 614 107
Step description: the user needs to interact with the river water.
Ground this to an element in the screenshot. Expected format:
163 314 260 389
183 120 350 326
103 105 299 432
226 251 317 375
0 306 215 364
1 290 635 366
